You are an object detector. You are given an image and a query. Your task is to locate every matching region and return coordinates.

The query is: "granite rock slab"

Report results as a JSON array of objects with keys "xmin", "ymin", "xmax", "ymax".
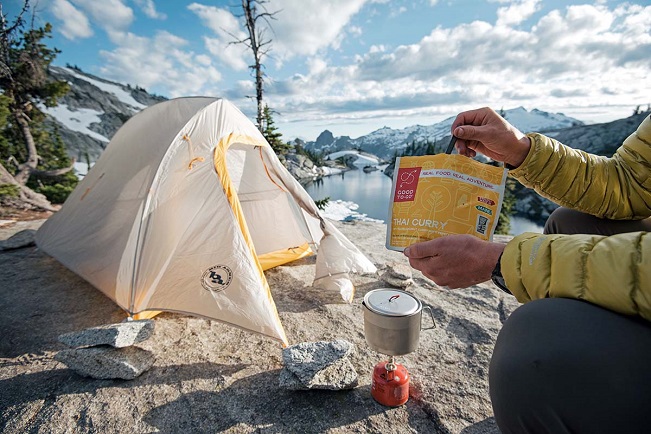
[
  {"xmin": 54, "ymin": 345, "xmax": 155, "ymax": 380},
  {"xmin": 0, "ymin": 229, "xmax": 36, "ymax": 251},
  {"xmin": 58, "ymin": 319, "xmax": 154, "ymax": 348},
  {"xmin": 279, "ymin": 340, "xmax": 358, "ymax": 390}
]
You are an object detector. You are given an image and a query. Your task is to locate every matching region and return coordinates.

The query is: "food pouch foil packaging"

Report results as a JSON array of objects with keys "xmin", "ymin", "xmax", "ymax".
[{"xmin": 386, "ymin": 154, "xmax": 508, "ymax": 251}]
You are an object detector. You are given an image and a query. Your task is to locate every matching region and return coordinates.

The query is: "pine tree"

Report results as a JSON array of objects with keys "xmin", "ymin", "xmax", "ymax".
[
  {"xmin": 425, "ymin": 140, "xmax": 436, "ymax": 155},
  {"xmin": 262, "ymin": 105, "xmax": 289, "ymax": 155},
  {"xmin": 0, "ymin": 3, "xmax": 73, "ymax": 209}
]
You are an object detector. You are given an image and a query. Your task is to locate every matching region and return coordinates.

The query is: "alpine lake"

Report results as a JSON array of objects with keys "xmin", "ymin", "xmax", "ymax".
[{"xmin": 302, "ymin": 166, "xmax": 543, "ymax": 236}]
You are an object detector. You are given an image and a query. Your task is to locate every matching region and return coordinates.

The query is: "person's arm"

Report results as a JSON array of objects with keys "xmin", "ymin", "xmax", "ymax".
[
  {"xmin": 452, "ymin": 110, "xmax": 651, "ymax": 220},
  {"xmin": 510, "ymin": 115, "xmax": 651, "ymax": 220},
  {"xmin": 502, "ymin": 231, "xmax": 651, "ymax": 321},
  {"xmin": 404, "ymin": 229, "xmax": 651, "ymax": 321}
]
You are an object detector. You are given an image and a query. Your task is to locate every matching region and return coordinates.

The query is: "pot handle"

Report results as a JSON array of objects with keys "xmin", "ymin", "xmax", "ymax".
[{"xmin": 421, "ymin": 305, "xmax": 436, "ymax": 330}]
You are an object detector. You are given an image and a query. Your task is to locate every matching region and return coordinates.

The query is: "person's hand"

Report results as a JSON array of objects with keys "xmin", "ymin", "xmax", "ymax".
[
  {"xmin": 451, "ymin": 107, "xmax": 531, "ymax": 168},
  {"xmin": 403, "ymin": 235, "xmax": 504, "ymax": 289}
]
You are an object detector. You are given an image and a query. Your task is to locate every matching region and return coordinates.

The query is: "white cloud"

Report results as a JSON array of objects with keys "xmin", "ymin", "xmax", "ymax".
[
  {"xmin": 71, "ymin": 0, "xmax": 134, "ymax": 34},
  {"xmin": 195, "ymin": 54, "xmax": 212, "ymax": 66},
  {"xmin": 187, "ymin": 3, "xmax": 250, "ymax": 71},
  {"xmin": 188, "ymin": 3, "xmax": 245, "ymax": 38},
  {"xmin": 349, "ymin": 26, "xmax": 363, "ymax": 37},
  {"xmin": 496, "ymin": 0, "xmax": 541, "ymax": 27},
  {"xmin": 263, "ymin": 3, "xmax": 650, "ymax": 130},
  {"xmin": 203, "ymin": 36, "xmax": 250, "ymax": 71},
  {"xmin": 390, "ymin": 6, "xmax": 407, "ymax": 18},
  {"xmin": 265, "ymin": 0, "xmax": 369, "ymax": 59},
  {"xmin": 133, "ymin": 0, "xmax": 167, "ymax": 20},
  {"xmin": 50, "ymin": 0, "xmax": 93, "ymax": 39},
  {"xmin": 615, "ymin": 4, "xmax": 651, "ymax": 39},
  {"xmin": 187, "ymin": 0, "xmax": 369, "ymax": 70},
  {"xmin": 307, "ymin": 58, "xmax": 327, "ymax": 75},
  {"xmin": 98, "ymin": 30, "xmax": 222, "ymax": 97}
]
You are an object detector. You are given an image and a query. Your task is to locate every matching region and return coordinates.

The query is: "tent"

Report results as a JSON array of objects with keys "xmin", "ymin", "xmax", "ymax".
[{"xmin": 35, "ymin": 97, "xmax": 377, "ymax": 346}]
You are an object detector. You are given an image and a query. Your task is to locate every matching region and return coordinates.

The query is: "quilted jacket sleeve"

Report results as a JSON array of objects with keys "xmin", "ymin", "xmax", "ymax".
[
  {"xmin": 502, "ymin": 231, "xmax": 651, "ymax": 321},
  {"xmin": 501, "ymin": 115, "xmax": 651, "ymax": 319},
  {"xmin": 509, "ymin": 115, "xmax": 651, "ymax": 220}
]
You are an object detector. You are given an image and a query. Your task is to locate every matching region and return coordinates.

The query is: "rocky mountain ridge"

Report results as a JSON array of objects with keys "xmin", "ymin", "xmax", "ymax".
[
  {"xmin": 41, "ymin": 66, "xmax": 649, "ymax": 223},
  {"xmin": 44, "ymin": 65, "xmax": 598, "ymax": 166},
  {"xmin": 306, "ymin": 107, "xmax": 585, "ymax": 160}
]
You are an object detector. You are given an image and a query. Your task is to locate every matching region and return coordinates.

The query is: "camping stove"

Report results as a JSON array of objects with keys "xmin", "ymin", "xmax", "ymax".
[
  {"xmin": 362, "ymin": 289, "xmax": 435, "ymax": 407},
  {"xmin": 371, "ymin": 355, "xmax": 410, "ymax": 407}
]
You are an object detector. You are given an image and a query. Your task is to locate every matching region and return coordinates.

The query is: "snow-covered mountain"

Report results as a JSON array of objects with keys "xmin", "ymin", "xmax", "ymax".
[
  {"xmin": 39, "ymin": 65, "xmax": 650, "ymax": 224},
  {"xmin": 43, "ymin": 65, "xmax": 588, "ymax": 165},
  {"xmin": 306, "ymin": 107, "xmax": 584, "ymax": 160},
  {"xmin": 42, "ymin": 66, "xmax": 166, "ymax": 164},
  {"xmin": 42, "ymin": 67, "xmax": 585, "ymax": 166}
]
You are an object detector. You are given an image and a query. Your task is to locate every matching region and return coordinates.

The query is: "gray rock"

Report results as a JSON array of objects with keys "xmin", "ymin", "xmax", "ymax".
[
  {"xmin": 279, "ymin": 340, "xmax": 358, "ymax": 390},
  {"xmin": 54, "ymin": 345, "xmax": 155, "ymax": 380},
  {"xmin": 2, "ymin": 218, "xmax": 525, "ymax": 433},
  {"xmin": 380, "ymin": 261, "xmax": 414, "ymax": 288},
  {"xmin": 283, "ymin": 153, "xmax": 320, "ymax": 180},
  {"xmin": 58, "ymin": 319, "xmax": 154, "ymax": 348},
  {"xmin": 0, "ymin": 229, "xmax": 36, "ymax": 251}
]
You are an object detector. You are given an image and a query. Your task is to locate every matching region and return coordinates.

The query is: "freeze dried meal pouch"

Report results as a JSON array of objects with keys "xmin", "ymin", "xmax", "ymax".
[{"xmin": 386, "ymin": 154, "xmax": 508, "ymax": 251}]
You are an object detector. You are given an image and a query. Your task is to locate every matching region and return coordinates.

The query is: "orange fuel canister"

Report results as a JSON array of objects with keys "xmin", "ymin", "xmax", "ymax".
[{"xmin": 371, "ymin": 361, "xmax": 410, "ymax": 407}]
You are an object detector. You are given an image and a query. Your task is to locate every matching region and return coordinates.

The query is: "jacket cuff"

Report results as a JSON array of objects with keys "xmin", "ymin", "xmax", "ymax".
[
  {"xmin": 507, "ymin": 133, "xmax": 547, "ymax": 181},
  {"xmin": 501, "ymin": 233, "xmax": 540, "ymax": 303}
]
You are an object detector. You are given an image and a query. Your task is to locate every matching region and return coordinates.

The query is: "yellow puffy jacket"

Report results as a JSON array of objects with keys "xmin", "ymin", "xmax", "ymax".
[{"xmin": 503, "ymin": 115, "xmax": 651, "ymax": 321}]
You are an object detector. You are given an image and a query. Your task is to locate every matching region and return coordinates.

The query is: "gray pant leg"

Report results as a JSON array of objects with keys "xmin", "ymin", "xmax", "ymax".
[
  {"xmin": 491, "ymin": 208, "xmax": 651, "ymax": 433},
  {"xmin": 490, "ymin": 298, "xmax": 651, "ymax": 434},
  {"xmin": 543, "ymin": 207, "xmax": 651, "ymax": 235}
]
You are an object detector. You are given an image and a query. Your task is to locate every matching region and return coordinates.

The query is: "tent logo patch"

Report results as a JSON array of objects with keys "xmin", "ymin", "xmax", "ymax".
[{"xmin": 201, "ymin": 265, "xmax": 233, "ymax": 292}]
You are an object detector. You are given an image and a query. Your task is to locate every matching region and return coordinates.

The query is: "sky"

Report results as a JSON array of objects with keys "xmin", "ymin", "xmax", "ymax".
[{"xmin": 4, "ymin": 0, "xmax": 651, "ymax": 141}]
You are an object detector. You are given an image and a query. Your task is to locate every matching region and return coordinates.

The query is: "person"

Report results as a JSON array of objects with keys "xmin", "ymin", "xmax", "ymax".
[{"xmin": 403, "ymin": 107, "xmax": 651, "ymax": 434}]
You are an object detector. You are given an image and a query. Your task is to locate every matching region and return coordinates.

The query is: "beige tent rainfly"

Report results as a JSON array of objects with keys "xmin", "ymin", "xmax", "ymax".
[{"xmin": 36, "ymin": 97, "xmax": 376, "ymax": 346}]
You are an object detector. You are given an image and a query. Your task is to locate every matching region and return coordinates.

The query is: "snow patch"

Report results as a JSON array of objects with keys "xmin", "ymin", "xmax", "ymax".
[
  {"xmin": 62, "ymin": 67, "xmax": 147, "ymax": 111},
  {"xmin": 40, "ymin": 103, "xmax": 110, "ymax": 143},
  {"xmin": 326, "ymin": 150, "xmax": 381, "ymax": 167},
  {"xmin": 74, "ymin": 161, "xmax": 92, "ymax": 179},
  {"xmin": 322, "ymin": 199, "xmax": 383, "ymax": 223},
  {"xmin": 318, "ymin": 166, "xmax": 344, "ymax": 176}
]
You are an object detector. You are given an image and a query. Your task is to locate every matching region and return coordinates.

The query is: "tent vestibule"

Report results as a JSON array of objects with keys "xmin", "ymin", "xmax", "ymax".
[{"xmin": 36, "ymin": 97, "xmax": 376, "ymax": 346}]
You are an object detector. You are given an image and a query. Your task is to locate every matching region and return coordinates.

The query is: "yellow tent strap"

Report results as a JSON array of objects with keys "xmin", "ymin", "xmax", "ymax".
[
  {"xmin": 213, "ymin": 132, "xmax": 288, "ymax": 346},
  {"xmin": 258, "ymin": 146, "xmax": 287, "ymax": 192},
  {"xmin": 183, "ymin": 134, "xmax": 204, "ymax": 170}
]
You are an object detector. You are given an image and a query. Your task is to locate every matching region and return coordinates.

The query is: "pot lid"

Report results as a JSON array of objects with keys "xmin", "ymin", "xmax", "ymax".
[{"xmin": 363, "ymin": 289, "xmax": 421, "ymax": 316}]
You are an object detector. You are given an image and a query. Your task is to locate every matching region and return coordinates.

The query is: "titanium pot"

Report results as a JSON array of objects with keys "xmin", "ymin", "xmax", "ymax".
[{"xmin": 362, "ymin": 288, "xmax": 435, "ymax": 356}]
